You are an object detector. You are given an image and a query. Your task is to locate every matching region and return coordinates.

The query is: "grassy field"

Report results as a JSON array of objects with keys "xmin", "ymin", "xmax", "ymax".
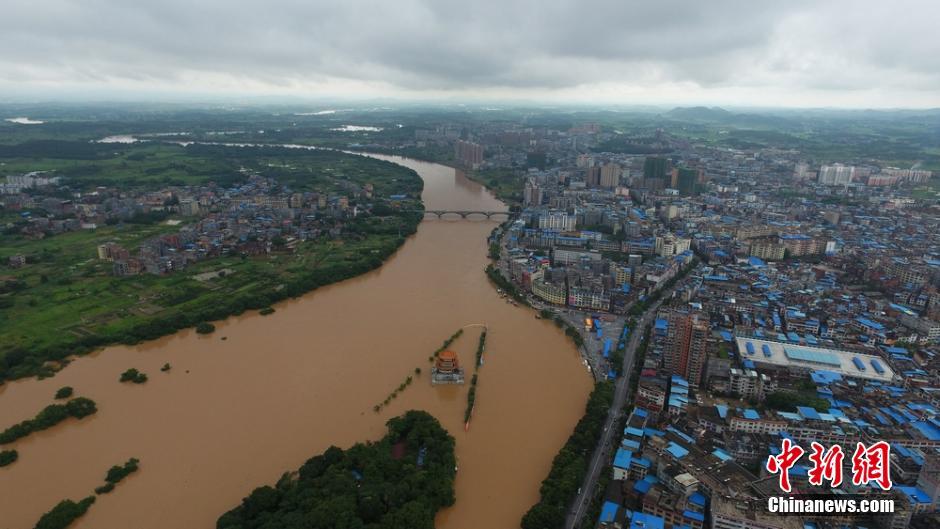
[{"xmin": 910, "ymin": 178, "xmax": 940, "ymax": 200}]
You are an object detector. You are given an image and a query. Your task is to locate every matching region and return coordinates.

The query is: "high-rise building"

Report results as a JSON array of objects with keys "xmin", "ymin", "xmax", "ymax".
[
  {"xmin": 817, "ymin": 164, "xmax": 855, "ymax": 185},
  {"xmin": 654, "ymin": 234, "xmax": 691, "ymax": 257},
  {"xmin": 883, "ymin": 167, "xmax": 933, "ymax": 183},
  {"xmin": 600, "ymin": 163, "xmax": 621, "ymax": 189},
  {"xmin": 675, "ymin": 168, "xmax": 698, "ymax": 195},
  {"xmin": 454, "ymin": 140, "xmax": 484, "ymax": 168},
  {"xmin": 643, "ymin": 157, "xmax": 668, "ymax": 180},
  {"xmin": 538, "ymin": 211, "xmax": 577, "ymax": 231},
  {"xmin": 523, "ymin": 178, "xmax": 543, "ymax": 207},
  {"xmin": 585, "ymin": 166, "xmax": 601, "ymax": 187},
  {"xmin": 662, "ymin": 310, "xmax": 708, "ymax": 387}
]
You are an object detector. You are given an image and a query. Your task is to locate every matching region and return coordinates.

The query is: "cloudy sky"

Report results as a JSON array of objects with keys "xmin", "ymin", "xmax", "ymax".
[{"xmin": 3, "ymin": 0, "xmax": 939, "ymax": 108}]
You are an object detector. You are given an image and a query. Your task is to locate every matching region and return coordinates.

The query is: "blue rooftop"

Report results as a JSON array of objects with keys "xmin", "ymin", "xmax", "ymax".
[
  {"xmin": 666, "ymin": 442, "xmax": 689, "ymax": 459},
  {"xmin": 855, "ymin": 317, "xmax": 885, "ymax": 331},
  {"xmin": 897, "ymin": 486, "xmax": 932, "ymax": 505},
  {"xmin": 630, "ymin": 512, "xmax": 665, "ymax": 529},
  {"xmin": 784, "ymin": 346, "xmax": 842, "ymax": 367},
  {"xmin": 671, "ymin": 375, "xmax": 689, "ymax": 387},
  {"xmin": 912, "ymin": 421, "xmax": 940, "ymax": 441},
  {"xmin": 712, "ymin": 449, "xmax": 732, "ymax": 462},
  {"xmin": 634, "ymin": 476, "xmax": 657, "ymax": 494},
  {"xmin": 614, "ymin": 448, "xmax": 633, "ymax": 469},
  {"xmin": 811, "ymin": 370, "xmax": 842, "ymax": 384},
  {"xmin": 666, "ymin": 426, "xmax": 694, "ymax": 444},
  {"xmin": 625, "ymin": 426, "xmax": 645, "ymax": 438},
  {"xmin": 600, "ymin": 501, "xmax": 619, "ymax": 523},
  {"xmin": 797, "ymin": 406, "xmax": 822, "ymax": 420}
]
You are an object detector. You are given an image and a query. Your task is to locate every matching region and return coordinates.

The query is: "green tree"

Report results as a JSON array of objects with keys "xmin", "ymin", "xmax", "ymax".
[
  {"xmin": 0, "ymin": 449, "xmax": 17, "ymax": 467},
  {"xmin": 35, "ymin": 496, "xmax": 96, "ymax": 529}
]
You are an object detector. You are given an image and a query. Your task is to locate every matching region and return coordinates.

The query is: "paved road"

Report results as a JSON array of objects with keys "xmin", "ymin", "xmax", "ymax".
[{"xmin": 564, "ymin": 275, "xmax": 693, "ymax": 529}]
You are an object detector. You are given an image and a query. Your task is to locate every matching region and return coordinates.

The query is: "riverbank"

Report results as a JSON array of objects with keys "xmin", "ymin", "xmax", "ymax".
[{"xmin": 0, "ymin": 155, "xmax": 593, "ymax": 529}]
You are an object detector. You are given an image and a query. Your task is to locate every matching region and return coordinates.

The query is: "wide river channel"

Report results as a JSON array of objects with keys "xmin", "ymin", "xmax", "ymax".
[{"xmin": 0, "ymin": 154, "xmax": 593, "ymax": 529}]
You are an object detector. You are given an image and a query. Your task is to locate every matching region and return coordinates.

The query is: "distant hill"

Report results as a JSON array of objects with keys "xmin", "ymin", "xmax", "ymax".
[
  {"xmin": 664, "ymin": 106, "xmax": 733, "ymax": 121},
  {"xmin": 663, "ymin": 106, "xmax": 796, "ymax": 129}
]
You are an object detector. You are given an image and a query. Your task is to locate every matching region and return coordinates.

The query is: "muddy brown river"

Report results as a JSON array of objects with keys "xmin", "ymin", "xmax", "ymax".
[{"xmin": 0, "ymin": 155, "xmax": 592, "ymax": 529}]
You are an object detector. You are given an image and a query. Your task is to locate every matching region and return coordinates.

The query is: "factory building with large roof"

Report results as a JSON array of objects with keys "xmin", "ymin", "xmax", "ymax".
[{"xmin": 734, "ymin": 336, "xmax": 896, "ymax": 382}]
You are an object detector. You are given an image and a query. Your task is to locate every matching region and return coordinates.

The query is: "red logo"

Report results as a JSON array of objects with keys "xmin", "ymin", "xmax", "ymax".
[
  {"xmin": 807, "ymin": 442, "xmax": 844, "ymax": 487},
  {"xmin": 850, "ymin": 441, "xmax": 893, "ymax": 491},
  {"xmin": 766, "ymin": 438, "xmax": 805, "ymax": 493},
  {"xmin": 766, "ymin": 440, "xmax": 892, "ymax": 492}
]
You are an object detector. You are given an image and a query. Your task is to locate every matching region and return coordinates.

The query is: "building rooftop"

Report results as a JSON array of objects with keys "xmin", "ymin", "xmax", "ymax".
[
  {"xmin": 629, "ymin": 512, "xmax": 665, "ymax": 529},
  {"xmin": 734, "ymin": 336, "xmax": 896, "ymax": 381}
]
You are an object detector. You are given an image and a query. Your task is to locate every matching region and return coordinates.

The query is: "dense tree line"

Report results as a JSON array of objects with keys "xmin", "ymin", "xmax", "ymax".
[
  {"xmin": 0, "ymin": 449, "xmax": 17, "ymax": 467},
  {"xmin": 464, "ymin": 330, "xmax": 488, "ymax": 423},
  {"xmin": 0, "ymin": 397, "xmax": 97, "ymax": 444},
  {"xmin": 34, "ymin": 496, "xmax": 96, "ymax": 529},
  {"xmin": 765, "ymin": 390, "xmax": 830, "ymax": 413},
  {"xmin": 217, "ymin": 411, "xmax": 456, "ymax": 529},
  {"xmin": 373, "ymin": 374, "xmax": 416, "ymax": 413},
  {"xmin": 0, "ymin": 140, "xmax": 110, "ymax": 160},
  {"xmin": 520, "ymin": 382, "xmax": 614, "ymax": 529},
  {"xmin": 95, "ymin": 457, "xmax": 140, "ymax": 494}
]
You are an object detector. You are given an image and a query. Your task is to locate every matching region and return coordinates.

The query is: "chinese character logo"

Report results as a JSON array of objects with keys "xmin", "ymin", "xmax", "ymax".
[
  {"xmin": 766, "ymin": 438, "xmax": 805, "ymax": 493},
  {"xmin": 766, "ymin": 440, "xmax": 893, "ymax": 493},
  {"xmin": 807, "ymin": 442, "xmax": 844, "ymax": 487},
  {"xmin": 850, "ymin": 441, "xmax": 892, "ymax": 491}
]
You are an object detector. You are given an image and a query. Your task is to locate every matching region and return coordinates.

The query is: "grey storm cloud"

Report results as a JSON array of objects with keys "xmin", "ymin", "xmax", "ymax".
[{"xmin": 1, "ymin": 0, "xmax": 939, "ymax": 104}]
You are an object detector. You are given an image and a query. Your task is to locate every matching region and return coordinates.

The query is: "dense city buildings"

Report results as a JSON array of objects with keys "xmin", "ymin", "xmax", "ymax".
[{"xmin": 398, "ymin": 111, "xmax": 940, "ymax": 529}]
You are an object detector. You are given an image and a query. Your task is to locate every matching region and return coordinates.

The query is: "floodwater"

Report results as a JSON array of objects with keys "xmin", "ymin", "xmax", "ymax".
[
  {"xmin": 95, "ymin": 135, "xmax": 140, "ymax": 144},
  {"xmin": 331, "ymin": 125, "xmax": 383, "ymax": 132},
  {"xmin": 0, "ymin": 155, "xmax": 592, "ymax": 529},
  {"xmin": 4, "ymin": 117, "xmax": 44, "ymax": 125}
]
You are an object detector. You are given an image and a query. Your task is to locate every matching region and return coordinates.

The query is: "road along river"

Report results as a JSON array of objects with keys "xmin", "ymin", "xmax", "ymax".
[{"xmin": 0, "ymin": 153, "xmax": 592, "ymax": 529}]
